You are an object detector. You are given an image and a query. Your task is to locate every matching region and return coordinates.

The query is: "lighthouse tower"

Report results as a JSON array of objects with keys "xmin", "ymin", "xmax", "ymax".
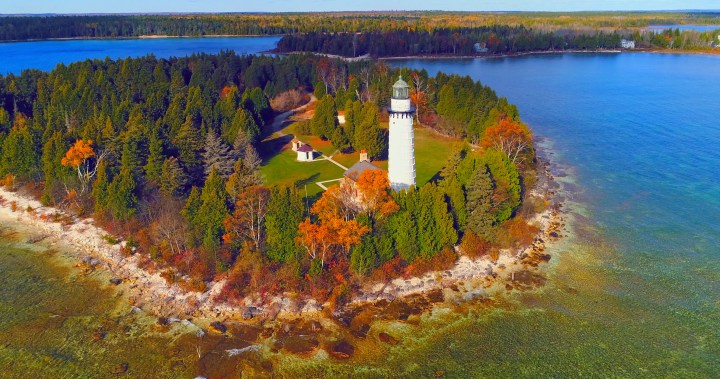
[{"xmin": 388, "ymin": 76, "xmax": 416, "ymax": 191}]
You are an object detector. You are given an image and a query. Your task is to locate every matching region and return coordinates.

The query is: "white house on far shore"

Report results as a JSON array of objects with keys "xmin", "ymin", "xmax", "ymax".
[{"xmin": 621, "ymin": 39, "xmax": 636, "ymax": 49}]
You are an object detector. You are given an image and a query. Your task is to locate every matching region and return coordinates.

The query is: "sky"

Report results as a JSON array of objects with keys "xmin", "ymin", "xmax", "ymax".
[{"xmin": 2, "ymin": 0, "xmax": 719, "ymax": 14}]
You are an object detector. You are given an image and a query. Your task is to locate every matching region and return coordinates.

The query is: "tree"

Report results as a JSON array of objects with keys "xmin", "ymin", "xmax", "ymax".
[
  {"xmin": 144, "ymin": 130, "xmax": 165, "ymax": 184},
  {"xmin": 159, "ymin": 157, "xmax": 186, "ymax": 197},
  {"xmin": 174, "ymin": 116, "xmax": 203, "ymax": 182},
  {"xmin": 355, "ymin": 169, "xmax": 399, "ymax": 220},
  {"xmin": 1, "ymin": 115, "xmax": 39, "ymax": 181},
  {"xmin": 92, "ymin": 159, "xmax": 110, "ymax": 214},
  {"xmin": 227, "ymin": 107, "xmax": 259, "ymax": 145},
  {"xmin": 226, "ymin": 146, "xmax": 262, "ymax": 201},
  {"xmin": 410, "ymin": 71, "xmax": 432, "ymax": 125},
  {"xmin": 354, "ymin": 103, "xmax": 385, "ymax": 159},
  {"xmin": 182, "ymin": 186, "xmax": 203, "ymax": 247},
  {"xmin": 61, "ymin": 139, "xmax": 105, "ymax": 195},
  {"xmin": 482, "ymin": 148, "xmax": 521, "ymax": 223},
  {"xmin": 197, "ymin": 169, "xmax": 229, "ymax": 252},
  {"xmin": 202, "ymin": 129, "xmax": 235, "ymax": 178},
  {"xmin": 481, "ymin": 118, "xmax": 532, "ymax": 165},
  {"xmin": 310, "ymin": 94, "xmax": 338, "ymax": 139},
  {"xmin": 443, "ymin": 174, "xmax": 467, "ymax": 231},
  {"xmin": 106, "ymin": 167, "xmax": 137, "ymax": 221},
  {"xmin": 466, "ymin": 163, "xmax": 496, "ymax": 237},
  {"xmin": 265, "ymin": 186, "xmax": 304, "ymax": 263},
  {"xmin": 223, "ymin": 185, "xmax": 270, "ymax": 253},
  {"xmin": 41, "ymin": 131, "xmax": 70, "ymax": 201}
]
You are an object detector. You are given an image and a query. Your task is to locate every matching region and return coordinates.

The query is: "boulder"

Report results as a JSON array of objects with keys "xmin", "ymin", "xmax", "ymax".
[
  {"xmin": 109, "ymin": 278, "xmax": 122, "ymax": 285},
  {"xmin": 330, "ymin": 340, "xmax": 355, "ymax": 359},
  {"xmin": 209, "ymin": 321, "xmax": 227, "ymax": 334}
]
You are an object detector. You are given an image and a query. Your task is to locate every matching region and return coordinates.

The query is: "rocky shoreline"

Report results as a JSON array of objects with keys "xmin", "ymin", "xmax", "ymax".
[{"xmin": 0, "ymin": 152, "xmax": 566, "ymax": 344}]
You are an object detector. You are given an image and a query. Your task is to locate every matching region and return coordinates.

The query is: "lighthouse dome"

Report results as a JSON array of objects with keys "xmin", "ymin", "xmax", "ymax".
[{"xmin": 392, "ymin": 76, "xmax": 409, "ymax": 99}]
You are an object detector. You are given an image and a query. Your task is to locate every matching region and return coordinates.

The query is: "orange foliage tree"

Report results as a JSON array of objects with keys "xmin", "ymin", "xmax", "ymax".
[
  {"xmin": 61, "ymin": 139, "xmax": 105, "ymax": 195},
  {"xmin": 297, "ymin": 183, "xmax": 372, "ymax": 269},
  {"xmin": 355, "ymin": 169, "xmax": 400, "ymax": 220},
  {"xmin": 481, "ymin": 119, "xmax": 532, "ymax": 165}
]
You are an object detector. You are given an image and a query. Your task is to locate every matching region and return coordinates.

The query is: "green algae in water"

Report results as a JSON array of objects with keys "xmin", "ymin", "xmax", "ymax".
[{"xmin": 0, "ymin": 242, "xmax": 197, "ymax": 378}]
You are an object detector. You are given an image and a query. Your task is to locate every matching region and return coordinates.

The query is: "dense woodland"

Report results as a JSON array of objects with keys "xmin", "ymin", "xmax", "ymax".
[
  {"xmin": 0, "ymin": 53, "xmax": 538, "ymax": 304},
  {"xmin": 1, "ymin": 12, "xmax": 719, "ymax": 43}
]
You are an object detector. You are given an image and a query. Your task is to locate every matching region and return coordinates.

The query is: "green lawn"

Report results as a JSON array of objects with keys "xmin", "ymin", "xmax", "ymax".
[
  {"xmin": 260, "ymin": 120, "xmax": 460, "ymax": 196},
  {"xmin": 260, "ymin": 149, "xmax": 345, "ymax": 197}
]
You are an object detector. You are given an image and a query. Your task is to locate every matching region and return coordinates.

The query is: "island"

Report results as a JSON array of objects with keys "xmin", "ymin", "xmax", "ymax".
[{"xmin": 0, "ymin": 52, "xmax": 564, "ymax": 361}]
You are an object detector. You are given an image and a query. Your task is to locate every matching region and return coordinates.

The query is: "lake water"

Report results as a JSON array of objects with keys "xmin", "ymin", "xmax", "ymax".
[
  {"xmin": 0, "ymin": 36, "xmax": 280, "ymax": 74},
  {"xmin": 645, "ymin": 24, "xmax": 720, "ymax": 32},
  {"xmin": 1, "ymin": 38, "xmax": 720, "ymax": 377}
]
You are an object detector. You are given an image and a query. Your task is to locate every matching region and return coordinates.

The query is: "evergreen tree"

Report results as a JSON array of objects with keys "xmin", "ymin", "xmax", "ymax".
[
  {"xmin": 443, "ymin": 174, "xmax": 467, "ymax": 230},
  {"xmin": 144, "ymin": 129, "xmax": 165, "ymax": 184},
  {"xmin": 227, "ymin": 107, "xmax": 259, "ymax": 145},
  {"xmin": 41, "ymin": 131, "xmax": 70, "ymax": 202},
  {"xmin": 182, "ymin": 186, "xmax": 203, "ymax": 247},
  {"xmin": 310, "ymin": 94, "xmax": 337, "ymax": 139},
  {"xmin": 196, "ymin": 169, "xmax": 229, "ymax": 252},
  {"xmin": 202, "ymin": 129, "xmax": 235, "ymax": 178},
  {"xmin": 393, "ymin": 211, "xmax": 419, "ymax": 262},
  {"xmin": 354, "ymin": 103, "xmax": 386, "ymax": 159},
  {"xmin": 92, "ymin": 159, "xmax": 110, "ymax": 214},
  {"xmin": 265, "ymin": 186, "xmax": 304, "ymax": 263},
  {"xmin": 481, "ymin": 148, "xmax": 521, "ymax": 222},
  {"xmin": 0, "ymin": 116, "xmax": 39, "ymax": 180},
  {"xmin": 432, "ymin": 184, "xmax": 458, "ymax": 249},
  {"xmin": 106, "ymin": 167, "xmax": 137, "ymax": 221},
  {"xmin": 225, "ymin": 145, "xmax": 262, "ymax": 201},
  {"xmin": 159, "ymin": 157, "xmax": 186, "ymax": 197},
  {"xmin": 351, "ymin": 234, "xmax": 377, "ymax": 275},
  {"xmin": 173, "ymin": 116, "xmax": 203, "ymax": 182},
  {"xmin": 466, "ymin": 164, "xmax": 495, "ymax": 238}
]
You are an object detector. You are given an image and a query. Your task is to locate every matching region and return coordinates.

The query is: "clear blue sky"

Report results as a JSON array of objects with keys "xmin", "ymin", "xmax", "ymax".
[{"xmin": 3, "ymin": 0, "xmax": 719, "ymax": 14}]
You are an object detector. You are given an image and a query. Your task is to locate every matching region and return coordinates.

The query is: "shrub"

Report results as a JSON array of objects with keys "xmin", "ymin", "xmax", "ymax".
[{"xmin": 460, "ymin": 232, "xmax": 491, "ymax": 259}]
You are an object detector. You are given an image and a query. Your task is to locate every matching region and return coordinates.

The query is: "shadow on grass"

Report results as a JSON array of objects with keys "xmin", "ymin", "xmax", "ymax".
[
  {"xmin": 259, "ymin": 134, "xmax": 294, "ymax": 163},
  {"xmin": 294, "ymin": 173, "xmax": 320, "ymax": 189}
]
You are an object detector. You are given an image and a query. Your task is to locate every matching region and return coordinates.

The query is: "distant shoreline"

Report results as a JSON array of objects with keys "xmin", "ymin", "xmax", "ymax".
[{"xmin": 0, "ymin": 34, "xmax": 285, "ymax": 44}]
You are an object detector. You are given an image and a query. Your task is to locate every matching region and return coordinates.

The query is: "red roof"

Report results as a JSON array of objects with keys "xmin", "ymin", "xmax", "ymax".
[{"xmin": 297, "ymin": 144, "xmax": 313, "ymax": 152}]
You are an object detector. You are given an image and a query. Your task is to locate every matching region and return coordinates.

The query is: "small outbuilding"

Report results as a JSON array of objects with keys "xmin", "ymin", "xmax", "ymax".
[
  {"xmin": 291, "ymin": 138, "xmax": 303, "ymax": 152},
  {"xmin": 297, "ymin": 144, "xmax": 315, "ymax": 161}
]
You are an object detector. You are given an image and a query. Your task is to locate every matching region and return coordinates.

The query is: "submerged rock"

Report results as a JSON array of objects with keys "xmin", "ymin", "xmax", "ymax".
[
  {"xmin": 112, "ymin": 362, "xmax": 129, "ymax": 375},
  {"xmin": 209, "ymin": 321, "xmax": 227, "ymax": 334},
  {"xmin": 330, "ymin": 340, "xmax": 355, "ymax": 359},
  {"xmin": 378, "ymin": 332, "xmax": 400, "ymax": 345},
  {"xmin": 109, "ymin": 278, "xmax": 122, "ymax": 285}
]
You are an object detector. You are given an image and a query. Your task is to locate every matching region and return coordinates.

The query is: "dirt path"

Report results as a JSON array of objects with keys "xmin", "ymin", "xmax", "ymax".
[{"xmin": 268, "ymin": 94, "xmax": 317, "ymax": 136}]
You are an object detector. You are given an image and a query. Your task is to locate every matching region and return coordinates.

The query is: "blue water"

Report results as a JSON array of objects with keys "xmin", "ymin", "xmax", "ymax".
[
  {"xmin": 646, "ymin": 24, "xmax": 720, "ymax": 32},
  {"xmin": 0, "ymin": 36, "xmax": 280, "ymax": 74}
]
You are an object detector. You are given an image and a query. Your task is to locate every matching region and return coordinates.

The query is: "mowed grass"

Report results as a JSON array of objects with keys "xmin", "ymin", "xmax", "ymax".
[
  {"xmin": 260, "ymin": 148, "xmax": 345, "ymax": 196},
  {"xmin": 413, "ymin": 127, "xmax": 461, "ymax": 185},
  {"xmin": 260, "ymin": 119, "xmax": 460, "ymax": 196}
]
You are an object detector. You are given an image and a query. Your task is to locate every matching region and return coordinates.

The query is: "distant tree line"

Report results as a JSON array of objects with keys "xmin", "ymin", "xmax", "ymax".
[{"xmin": 1, "ymin": 12, "xmax": 718, "ymax": 42}]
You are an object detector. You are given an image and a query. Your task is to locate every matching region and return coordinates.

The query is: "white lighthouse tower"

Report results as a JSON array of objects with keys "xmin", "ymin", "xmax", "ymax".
[{"xmin": 388, "ymin": 76, "xmax": 416, "ymax": 191}]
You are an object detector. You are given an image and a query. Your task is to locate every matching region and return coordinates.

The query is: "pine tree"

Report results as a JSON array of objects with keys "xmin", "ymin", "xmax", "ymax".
[
  {"xmin": 265, "ymin": 186, "xmax": 304, "ymax": 263},
  {"xmin": 41, "ymin": 131, "xmax": 70, "ymax": 202},
  {"xmin": 144, "ymin": 129, "xmax": 164, "ymax": 184},
  {"xmin": 225, "ymin": 145, "xmax": 262, "ymax": 201},
  {"xmin": 106, "ymin": 167, "xmax": 137, "ymax": 221},
  {"xmin": 432, "ymin": 184, "xmax": 458, "ymax": 250},
  {"xmin": 202, "ymin": 129, "xmax": 235, "ymax": 178},
  {"xmin": 481, "ymin": 148, "xmax": 521, "ymax": 222},
  {"xmin": 443, "ymin": 174, "xmax": 467, "ymax": 230},
  {"xmin": 92, "ymin": 159, "xmax": 110, "ymax": 214},
  {"xmin": 355, "ymin": 103, "xmax": 386, "ymax": 159},
  {"xmin": 351, "ymin": 235, "xmax": 377, "ymax": 275},
  {"xmin": 196, "ymin": 169, "xmax": 229, "ymax": 252},
  {"xmin": 310, "ymin": 94, "xmax": 338, "ymax": 139},
  {"xmin": 182, "ymin": 186, "xmax": 203, "ymax": 247},
  {"xmin": 159, "ymin": 157, "xmax": 186, "ymax": 197},
  {"xmin": 0, "ymin": 116, "xmax": 39, "ymax": 180},
  {"xmin": 394, "ymin": 211, "xmax": 419, "ymax": 262},
  {"xmin": 466, "ymin": 164, "xmax": 495, "ymax": 238},
  {"xmin": 174, "ymin": 116, "xmax": 203, "ymax": 183},
  {"xmin": 227, "ymin": 107, "xmax": 259, "ymax": 145}
]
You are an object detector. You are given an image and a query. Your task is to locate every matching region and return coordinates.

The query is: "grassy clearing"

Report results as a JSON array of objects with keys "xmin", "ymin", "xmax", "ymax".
[
  {"xmin": 260, "ymin": 119, "xmax": 460, "ymax": 196},
  {"xmin": 260, "ymin": 149, "xmax": 345, "ymax": 197}
]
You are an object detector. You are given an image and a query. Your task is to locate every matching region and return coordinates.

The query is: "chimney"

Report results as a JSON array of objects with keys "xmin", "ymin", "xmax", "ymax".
[{"xmin": 359, "ymin": 149, "xmax": 369, "ymax": 162}]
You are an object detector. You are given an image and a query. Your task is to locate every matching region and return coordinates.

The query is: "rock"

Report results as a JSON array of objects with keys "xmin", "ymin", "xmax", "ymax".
[
  {"xmin": 109, "ymin": 278, "xmax": 122, "ymax": 285},
  {"xmin": 378, "ymin": 332, "xmax": 400, "ymax": 345},
  {"xmin": 549, "ymin": 231, "xmax": 560, "ymax": 238},
  {"xmin": 209, "ymin": 321, "xmax": 227, "ymax": 334},
  {"xmin": 91, "ymin": 329, "xmax": 106, "ymax": 341},
  {"xmin": 330, "ymin": 340, "xmax": 355, "ymax": 359},
  {"xmin": 113, "ymin": 362, "xmax": 129, "ymax": 375},
  {"xmin": 351, "ymin": 323, "xmax": 371, "ymax": 339},
  {"xmin": 157, "ymin": 317, "xmax": 170, "ymax": 326}
]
